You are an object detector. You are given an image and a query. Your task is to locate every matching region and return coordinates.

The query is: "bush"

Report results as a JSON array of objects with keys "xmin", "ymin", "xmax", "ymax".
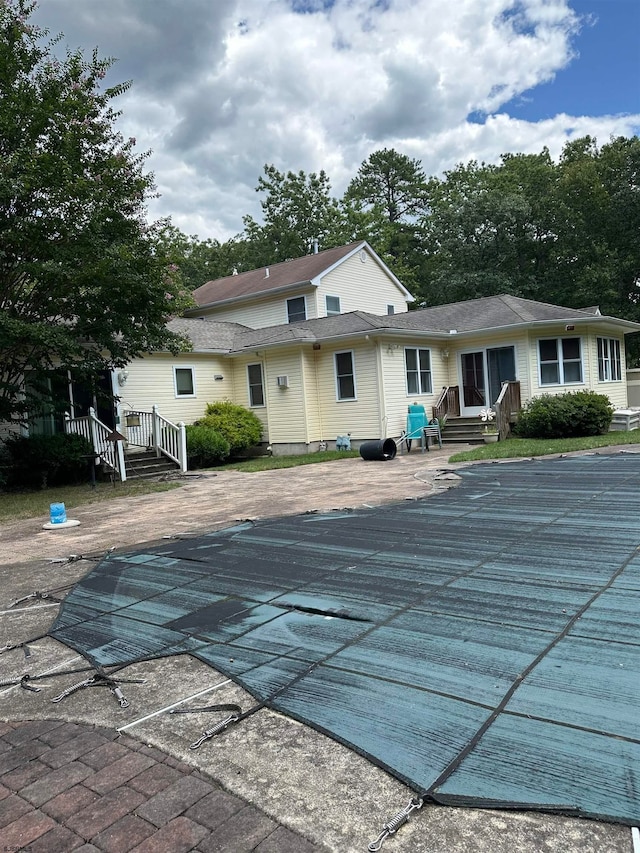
[
  {"xmin": 3, "ymin": 433, "xmax": 94, "ymax": 490},
  {"xmin": 515, "ymin": 391, "xmax": 613, "ymax": 439},
  {"xmin": 196, "ymin": 401, "xmax": 263, "ymax": 456},
  {"xmin": 185, "ymin": 424, "xmax": 230, "ymax": 468}
]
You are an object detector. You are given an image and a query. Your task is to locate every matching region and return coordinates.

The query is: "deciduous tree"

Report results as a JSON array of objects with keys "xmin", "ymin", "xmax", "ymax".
[{"xmin": 0, "ymin": 0, "xmax": 191, "ymax": 424}]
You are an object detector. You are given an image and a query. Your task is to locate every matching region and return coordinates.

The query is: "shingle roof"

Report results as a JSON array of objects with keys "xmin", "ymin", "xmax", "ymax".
[
  {"xmin": 169, "ymin": 295, "xmax": 633, "ymax": 354},
  {"xmin": 228, "ymin": 295, "xmax": 611, "ymax": 351},
  {"xmin": 191, "ymin": 242, "xmax": 366, "ymax": 308},
  {"xmin": 380, "ymin": 294, "xmax": 603, "ymax": 333},
  {"xmin": 166, "ymin": 317, "xmax": 249, "ymax": 351}
]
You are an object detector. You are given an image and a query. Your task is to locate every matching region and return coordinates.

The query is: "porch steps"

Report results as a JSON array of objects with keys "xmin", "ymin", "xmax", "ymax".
[
  {"xmin": 440, "ymin": 417, "xmax": 487, "ymax": 444},
  {"xmin": 122, "ymin": 450, "xmax": 181, "ymax": 480}
]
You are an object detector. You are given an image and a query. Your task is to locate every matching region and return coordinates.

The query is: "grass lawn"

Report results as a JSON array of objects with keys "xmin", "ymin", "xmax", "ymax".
[
  {"xmin": 0, "ymin": 480, "xmax": 181, "ymax": 524},
  {"xmin": 3, "ymin": 434, "xmax": 639, "ymax": 524},
  {"xmin": 218, "ymin": 449, "xmax": 361, "ymax": 472},
  {"xmin": 448, "ymin": 429, "xmax": 640, "ymax": 463}
]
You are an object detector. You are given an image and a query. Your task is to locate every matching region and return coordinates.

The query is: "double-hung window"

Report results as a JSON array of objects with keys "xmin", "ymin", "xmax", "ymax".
[
  {"xmin": 597, "ymin": 337, "xmax": 622, "ymax": 381},
  {"xmin": 287, "ymin": 296, "xmax": 306, "ymax": 323},
  {"xmin": 335, "ymin": 351, "xmax": 356, "ymax": 400},
  {"xmin": 405, "ymin": 347, "xmax": 432, "ymax": 395},
  {"xmin": 247, "ymin": 363, "xmax": 264, "ymax": 407},
  {"xmin": 538, "ymin": 337, "xmax": 583, "ymax": 385},
  {"xmin": 174, "ymin": 367, "xmax": 195, "ymax": 397}
]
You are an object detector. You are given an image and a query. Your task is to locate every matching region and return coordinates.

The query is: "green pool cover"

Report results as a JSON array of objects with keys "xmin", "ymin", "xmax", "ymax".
[{"xmin": 50, "ymin": 454, "xmax": 640, "ymax": 824}]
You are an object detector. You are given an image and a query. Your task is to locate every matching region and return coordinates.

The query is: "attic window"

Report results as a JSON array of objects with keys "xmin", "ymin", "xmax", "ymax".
[{"xmin": 287, "ymin": 296, "xmax": 306, "ymax": 323}]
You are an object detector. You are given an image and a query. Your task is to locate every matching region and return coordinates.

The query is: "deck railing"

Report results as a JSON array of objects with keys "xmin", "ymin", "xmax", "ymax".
[
  {"xmin": 433, "ymin": 385, "xmax": 460, "ymax": 422},
  {"xmin": 65, "ymin": 405, "xmax": 187, "ymax": 481},
  {"xmin": 494, "ymin": 381, "xmax": 521, "ymax": 440},
  {"xmin": 65, "ymin": 408, "xmax": 126, "ymax": 481}
]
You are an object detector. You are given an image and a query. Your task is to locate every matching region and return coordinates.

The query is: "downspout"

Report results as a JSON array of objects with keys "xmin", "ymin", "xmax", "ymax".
[
  {"xmin": 314, "ymin": 347, "xmax": 324, "ymax": 444},
  {"xmin": 374, "ymin": 339, "xmax": 387, "ymax": 439}
]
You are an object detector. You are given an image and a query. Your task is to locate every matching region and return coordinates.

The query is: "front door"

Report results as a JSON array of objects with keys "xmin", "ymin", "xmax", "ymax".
[{"xmin": 460, "ymin": 347, "xmax": 516, "ymax": 416}]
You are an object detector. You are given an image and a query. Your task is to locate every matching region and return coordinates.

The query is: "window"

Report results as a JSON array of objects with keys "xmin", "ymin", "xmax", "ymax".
[
  {"xmin": 247, "ymin": 363, "xmax": 264, "ymax": 407},
  {"xmin": 405, "ymin": 348, "xmax": 432, "ymax": 395},
  {"xmin": 598, "ymin": 337, "xmax": 622, "ymax": 381},
  {"xmin": 387, "ymin": 304, "xmax": 395, "ymax": 315},
  {"xmin": 325, "ymin": 295, "xmax": 341, "ymax": 316},
  {"xmin": 335, "ymin": 351, "xmax": 356, "ymax": 400},
  {"xmin": 538, "ymin": 337, "xmax": 583, "ymax": 385},
  {"xmin": 287, "ymin": 296, "xmax": 306, "ymax": 323},
  {"xmin": 174, "ymin": 367, "xmax": 195, "ymax": 397}
]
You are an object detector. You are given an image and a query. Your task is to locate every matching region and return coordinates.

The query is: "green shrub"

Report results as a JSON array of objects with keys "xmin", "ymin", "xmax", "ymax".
[
  {"xmin": 196, "ymin": 401, "xmax": 263, "ymax": 456},
  {"xmin": 4, "ymin": 433, "xmax": 94, "ymax": 490},
  {"xmin": 185, "ymin": 424, "xmax": 230, "ymax": 468},
  {"xmin": 515, "ymin": 391, "xmax": 613, "ymax": 439}
]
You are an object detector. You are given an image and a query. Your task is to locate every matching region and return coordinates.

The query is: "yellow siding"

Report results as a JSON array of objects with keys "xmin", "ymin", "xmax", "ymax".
[
  {"xmin": 526, "ymin": 327, "xmax": 628, "ymax": 408},
  {"xmin": 121, "ymin": 354, "xmax": 231, "ymax": 424},
  {"xmin": 302, "ymin": 350, "xmax": 322, "ymax": 441},
  {"xmin": 197, "ymin": 288, "xmax": 316, "ymax": 328},
  {"xmin": 316, "ymin": 251, "xmax": 410, "ymax": 317},
  {"xmin": 261, "ymin": 348, "xmax": 307, "ymax": 444},
  {"xmin": 314, "ymin": 341, "xmax": 381, "ymax": 438},
  {"xmin": 379, "ymin": 339, "xmax": 452, "ymax": 439},
  {"xmin": 229, "ymin": 356, "xmax": 270, "ymax": 441}
]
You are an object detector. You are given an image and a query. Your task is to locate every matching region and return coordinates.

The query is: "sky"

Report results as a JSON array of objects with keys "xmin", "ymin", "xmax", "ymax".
[{"xmin": 31, "ymin": 0, "xmax": 640, "ymax": 243}]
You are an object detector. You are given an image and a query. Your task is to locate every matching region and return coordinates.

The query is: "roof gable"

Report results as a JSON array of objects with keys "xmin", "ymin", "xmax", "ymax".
[{"xmin": 189, "ymin": 241, "xmax": 412, "ymax": 310}]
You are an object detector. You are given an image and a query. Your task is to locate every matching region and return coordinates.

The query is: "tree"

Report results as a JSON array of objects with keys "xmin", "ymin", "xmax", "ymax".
[
  {"xmin": 344, "ymin": 149, "xmax": 430, "ymax": 297},
  {"xmin": 344, "ymin": 148, "xmax": 429, "ymax": 223},
  {"xmin": 417, "ymin": 138, "xmax": 640, "ymax": 317},
  {"xmin": 0, "ymin": 0, "xmax": 191, "ymax": 424},
  {"xmin": 151, "ymin": 220, "xmax": 254, "ymax": 289},
  {"xmin": 241, "ymin": 165, "xmax": 350, "ymax": 265}
]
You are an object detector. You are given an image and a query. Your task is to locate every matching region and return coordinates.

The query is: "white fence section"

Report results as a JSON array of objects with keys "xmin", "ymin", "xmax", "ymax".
[
  {"xmin": 65, "ymin": 405, "xmax": 187, "ymax": 481},
  {"xmin": 64, "ymin": 407, "xmax": 126, "ymax": 481}
]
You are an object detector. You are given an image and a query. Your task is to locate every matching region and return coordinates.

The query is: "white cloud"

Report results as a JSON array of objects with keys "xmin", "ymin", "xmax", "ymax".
[{"xmin": 33, "ymin": 0, "xmax": 640, "ymax": 240}]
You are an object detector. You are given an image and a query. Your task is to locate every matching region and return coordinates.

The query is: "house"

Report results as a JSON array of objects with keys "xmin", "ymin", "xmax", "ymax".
[
  {"xmin": 112, "ymin": 241, "xmax": 640, "ymax": 458},
  {"xmin": 11, "ymin": 240, "xmax": 640, "ymax": 474}
]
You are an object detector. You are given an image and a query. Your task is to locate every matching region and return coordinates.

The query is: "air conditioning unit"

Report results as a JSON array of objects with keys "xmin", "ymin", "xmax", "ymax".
[{"xmin": 276, "ymin": 375, "xmax": 289, "ymax": 388}]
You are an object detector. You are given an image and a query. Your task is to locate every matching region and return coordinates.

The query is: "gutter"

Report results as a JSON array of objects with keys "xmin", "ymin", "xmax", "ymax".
[
  {"xmin": 186, "ymin": 280, "xmax": 316, "ymax": 314},
  {"xmin": 225, "ymin": 314, "xmax": 640, "ymax": 356}
]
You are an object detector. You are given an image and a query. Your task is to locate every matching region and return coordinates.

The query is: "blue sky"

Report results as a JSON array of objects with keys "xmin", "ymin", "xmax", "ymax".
[
  {"xmin": 31, "ymin": 0, "xmax": 640, "ymax": 240},
  {"xmin": 505, "ymin": 0, "xmax": 640, "ymax": 121}
]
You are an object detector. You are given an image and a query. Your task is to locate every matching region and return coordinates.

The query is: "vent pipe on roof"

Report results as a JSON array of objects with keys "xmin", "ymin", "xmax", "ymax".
[
  {"xmin": 265, "ymin": 267, "xmax": 270, "ymax": 278},
  {"xmin": 232, "ymin": 267, "xmax": 238, "ymax": 275},
  {"xmin": 312, "ymin": 238, "xmax": 318, "ymax": 254}
]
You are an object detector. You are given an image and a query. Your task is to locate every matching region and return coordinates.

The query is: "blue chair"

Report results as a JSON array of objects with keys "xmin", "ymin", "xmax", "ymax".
[{"xmin": 402, "ymin": 404, "xmax": 442, "ymax": 452}]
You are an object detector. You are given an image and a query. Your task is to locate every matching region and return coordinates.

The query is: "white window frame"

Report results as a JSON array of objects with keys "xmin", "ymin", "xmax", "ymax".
[
  {"xmin": 597, "ymin": 337, "xmax": 622, "ymax": 382},
  {"xmin": 404, "ymin": 347, "xmax": 433, "ymax": 396},
  {"xmin": 247, "ymin": 363, "xmax": 265, "ymax": 407},
  {"xmin": 334, "ymin": 350, "xmax": 356, "ymax": 401},
  {"xmin": 173, "ymin": 366, "xmax": 196, "ymax": 398},
  {"xmin": 538, "ymin": 337, "xmax": 584, "ymax": 386},
  {"xmin": 286, "ymin": 295, "xmax": 307, "ymax": 323},
  {"xmin": 325, "ymin": 295, "xmax": 341, "ymax": 316}
]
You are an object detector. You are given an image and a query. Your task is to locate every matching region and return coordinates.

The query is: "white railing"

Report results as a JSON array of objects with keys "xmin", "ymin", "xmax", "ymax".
[
  {"xmin": 123, "ymin": 404, "xmax": 187, "ymax": 473},
  {"xmin": 65, "ymin": 405, "xmax": 187, "ymax": 481},
  {"xmin": 65, "ymin": 407, "xmax": 127, "ymax": 481}
]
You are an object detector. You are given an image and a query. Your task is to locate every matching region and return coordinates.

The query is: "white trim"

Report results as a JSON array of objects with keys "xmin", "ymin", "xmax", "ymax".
[
  {"xmin": 404, "ymin": 346, "xmax": 433, "ymax": 396},
  {"xmin": 325, "ymin": 294, "xmax": 341, "ymax": 316},
  {"xmin": 173, "ymin": 365, "xmax": 196, "ymax": 398},
  {"xmin": 334, "ymin": 350, "xmax": 357, "ymax": 401},
  {"xmin": 247, "ymin": 362, "xmax": 265, "ymax": 407},
  {"xmin": 537, "ymin": 336, "xmax": 584, "ymax": 387}
]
